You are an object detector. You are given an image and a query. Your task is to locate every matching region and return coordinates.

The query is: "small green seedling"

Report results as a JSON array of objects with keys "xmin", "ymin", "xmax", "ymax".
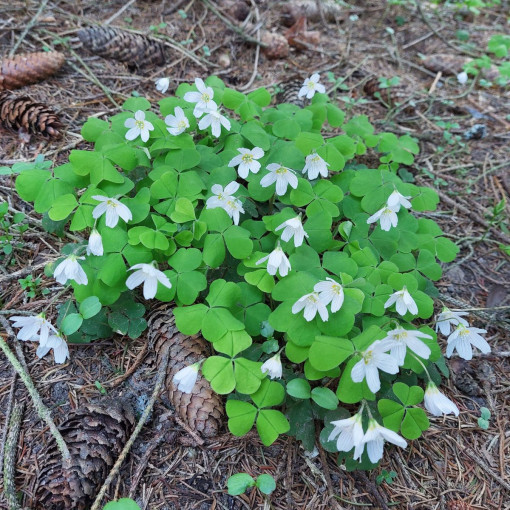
[
  {"xmin": 477, "ymin": 407, "xmax": 491, "ymax": 430},
  {"xmin": 19, "ymin": 275, "xmax": 49, "ymax": 299},
  {"xmin": 376, "ymin": 469, "xmax": 397, "ymax": 485},
  {"xmin": 103, "ymin": 498, "xmax": 141, "ymax": 510},
  {"xmin": 227, "ymin": 473, "xmax": 276, "ymax": 496}
]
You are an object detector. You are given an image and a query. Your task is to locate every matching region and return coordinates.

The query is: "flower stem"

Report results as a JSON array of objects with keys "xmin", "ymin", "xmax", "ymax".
[
  {"xmin": 0, "ymin": 335, "xmax": 70, "ymax": 463},
  {"xmin": 409, "ymin": 352, "xmax": 432, "ymax": 380}
]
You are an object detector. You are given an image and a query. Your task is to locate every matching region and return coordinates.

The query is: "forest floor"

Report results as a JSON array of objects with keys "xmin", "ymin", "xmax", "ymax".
[{"xmin": 0, "ymin": 0, "xmax": 509, "ymax": 509}]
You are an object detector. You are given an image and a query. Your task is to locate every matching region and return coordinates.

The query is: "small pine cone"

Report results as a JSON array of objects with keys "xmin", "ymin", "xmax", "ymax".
[
  {"xmin": 363, "ymin": 77, "xmax": 411, "ymax": 110},
  {"xmin": 0, "ymin": 51, "xmax": 65, "ymax": 90},
  {"xmin": 0, "ymin": 91, "xmax": 62, "ymax": 137},
  {"xmin": 447, "ymin": 501, "xmax": 472, "ymax": 510},
  {"xmin": 34, "ymin": 400, "xmax": 135, "ymax": 510},
  {"xmin": 150, "ymin": 309, "xmax": 224, "ymax": 438},
  {"xmin": 275, "ymin": 78, "xmax": 305, "ymax": 107},
  {"xmin": 78, "ymin": 26, "xmax": 165, "ymax": 68}
]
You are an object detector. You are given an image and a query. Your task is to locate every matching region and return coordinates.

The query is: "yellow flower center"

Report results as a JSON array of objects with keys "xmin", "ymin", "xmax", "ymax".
[
  {"xmin": 276, "ymin": 166, "xmax": 287, "ymax": 175},
  {"xmin": 201, "ymin": 93, "xmax": 210, "ymax": 102},
  {"xmin": 217, "ymin": 193, "xmax": 224, "ymax": 200},
  {"xmin": 395, "ymin": 331, "xmax": 408, "ymax": 341},
  {"xmin": 307, "ymin": 81, "xmax": 315, "ymax": 90},
  {"xmin": 364, "ymin": 350, "xmax": 373, "ymax": 364},
  {"xmin": 311, "ymin": 154, "xmax": 321, "ymax": 162},
  {"xmin": 242, "ymin": 153, "xmax": 254, "ymax": 163},
  {"xmin": 308, "ymin": 294, "xmax": 318, "ymax": 303},
  {"xmin": 178, "ymin": 120, "xmax": 187, "ymax": 129},
  {"xmin": 331, "ymin": 284, "xmax": 341, "ymax": 294},
  {"xmin": 135, "ymin": 120, "xmax": 145, "ymax": 129},
  {"xmin": 107, "ymin": 200, "xmax": 118, "ymax": 208}
]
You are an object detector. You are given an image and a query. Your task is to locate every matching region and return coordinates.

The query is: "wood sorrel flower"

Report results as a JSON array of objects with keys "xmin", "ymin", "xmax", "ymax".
[
  {"xmin": 165, "ymin": 106, "xmax": 190, "ymax": 136},
  {"xmin": 155, "ymin": 77, "xmax": 170, "ymax": 93},
  {"xmin": 275, "ymin": 216, "xmax": 308, "ymax": 247},
  {"xmin": 54, "ymin": 255, "xmax": 88, "ymax": 286},
  {"xmin": 184, "ymin": 78, "xmax": 217, "ymax": 116},
  {"xmin": 260, "ymin": 164, "xmax": 298, "ymax": 196},
  {"xmin": 424, "ymin": 382, "xmax": 459, "ymax": 416},
  {"xmin": 384, "ymin": 286, "xmax": 418, "ymax": 316},
  {"xmin": 298, "ymin": 73, "xmax": 325, "ymax": 99},
  {"xmin": 124, "ymin": 110, "xmax": 154, "ymax": 143},
  {"xmin": 328, "ymin": 413, "xmax": 364, "ymax": 453},
  {"xmin": 354, "ymin": 419, "xmax": 407, "ymax": 463},
  {"xmin": 351, "ymin": 340, "xmax": 399, "ymax": 393},
  {"xmin": 9, "ymin": 313, "xmax": 57, "ymax": 345},
  {"xmin": 261, "ymin": 354, "xmax": 283, "ymax": 379},
  {"xmin": 383, "ymin": 327, "xmax": 432, "ymax": 365},
  {"xmin": 198, "ymin": 108, "xmax": 231, "ymax": 137},
  {"xmin": 314, "ymin": 278, "xmax": 344, "ymax": 312},
  {"xmin": 302, "ymin": 152, "xmax": 329, "ymax": 179},
  {"xmin": 86, "ymin": 228, "xmax": 103, "ymax": 256},
  {"xmin": 435, "ymin": 307, "xmax": 469, "ymax": 336},
  {"xmin": 256, "ymin": 244, "xmax": 291, "ymax": 277},
  {"xmin": 292, "ymin": 292, "xmax": 329, "ymax": 322},
  {"xmin": 92, "ymin": 196, "xmax": 132, "ymax": 228},
  {"xmin": 446, "ymin": 324, "xmax": 490, "ymax": 360},
  {"xmin": 172, "ymin": 362, "xmax": 200, "ymax": 393},
  {"xmin": 367, "ymin": 204, "xmax": 399, "ymax": 231},
  {"xmin": 228, "ymin": 147, "xmax": 264, "ymax": 178},
  {"xmin": 126, "ymin": 262, "xmax": 172, "ymax": 299}
]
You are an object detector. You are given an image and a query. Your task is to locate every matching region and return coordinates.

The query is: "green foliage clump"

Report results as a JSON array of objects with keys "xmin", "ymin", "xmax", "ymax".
[{"xmin": 13, "ymin": 76, "xmax": 460, "ymax": 468}]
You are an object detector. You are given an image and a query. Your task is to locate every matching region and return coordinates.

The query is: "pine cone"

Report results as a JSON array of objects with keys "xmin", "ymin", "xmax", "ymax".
[
  {"xmin": 0, "ymin": 91, "xmax": 62, "ymax": 137},
  {"xmin": 275, "ymin": 78, "xmax": 305, "ymax": 107},
  {"xmin": 363, "ymin": 77, "xmax": 411, "ymax": 110},
  {"xmin": 150, "ymin": 309, "xmax": 224, "ymax": 438},
  {"xmin": 78, "ymin": 26, "xmax": 165, "ymax": 68},
  {"xmin": 0, "ymin": 51, "xmax": 65, "ymax": 90},
  {"xmin": 34, "ymin": 400, "xmax": 135, "ymax": 510}
]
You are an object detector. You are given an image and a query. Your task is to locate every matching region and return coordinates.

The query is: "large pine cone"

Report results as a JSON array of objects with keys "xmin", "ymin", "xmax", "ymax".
[
  {"xmin": 0, "ymin": 51, "xmax": 65, "ymax": 90},
  {"xmin": 0, "ymin": 91, "xmax": 62, "ymax": 137},
  {"xmin": 150, "ymin": 309, "xmax": 224, "ymax": 438},
  {"xmin": 34, "ymin": 400, "xmax": 135, "ymax": 510},
  {"xmin": 78, "ymin": 26, "xmax": 165, "ymax": 68}
]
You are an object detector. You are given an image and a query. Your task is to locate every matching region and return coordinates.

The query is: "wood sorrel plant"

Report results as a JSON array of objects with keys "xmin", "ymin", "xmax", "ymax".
[{"xmin": 14, "ymin": 76, "xmax": 461, "ymax": 470}]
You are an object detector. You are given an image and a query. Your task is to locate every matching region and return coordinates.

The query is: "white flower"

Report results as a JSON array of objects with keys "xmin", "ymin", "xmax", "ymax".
[
  {"xmin": 155, "ymin": 77, "xmax": 170, "ymax": 93},
  {"xmin": 328, "ymin": 413, "xmax": 364, "ymax": 453},
  {"xmin": 86, "ymin": 229, "xmax": 103, "ymax": 256},
  {"xmin": 275, "ymin": 217, "xmax": 308, "ymax": 247},
  {"xmin": 387, "ymin": 190, "xmax": 412, "ymax": 212},
  {"xmin": 198, "ymin": 108, "xmax": 231, "ymax": 137},
  {"xmin": 351, "ymin": 340, "xmax": 399, "ymax": 393},
  {"xmin": 228, "ymin": 147, "xmax": 264, "ymax": 178},
  {"xmin": 302, "ymin": 153, "xmax": 329, "ymax": 180},
  {"xmin": 9, "ymin": 314, "xmax": 57, "ymax": 346},
  {"xmin": 354, "ymin": 419, "xmax": 407, "ymax": 463},
  {"xmin": 424, "ymin": 382, "xmax": 459, "ymax": 417},
  {"xmin": 292, "ymin": 292, "xmax": 329, "ymax": 322},
  {"xmin": 384, "ymin": 286, "xmax": 418, "ymax": 316},
  {"xmin": 124, "ymin": 110, "xmax": 154, "ymax": 143},
  {"xmin": 298, "ymin": 73, "xmax": 326, "ymax": 99},
  {"xmin": 367, "ymin": 204, "xmax": 399, "ymax": 231},
  {"xmin": 223, "ymin": 197, "xmax": 244, "ymax": 225},
  {"xmin": 261, "ymin": 354, "xmax": 282, "ymax": 379},
  {"xmin": 435, "ymin": 308, "xmax": 469, "ymax": 336},
  {"xmin": 256, "ymin": 245, "xmax": 291, "ymax": 277},
  {"xmin": 314, "ymin": 277, "xmax": 344, "ymax": 313},
  {"xmin": 36, "ymin": 332, "xmax": 70, "ymax": 364},
  {"xmin": 172, "ymin": 362, "xmax": 200, "ymax": 393},
  {"xmin": 205, "ymin": 181, "xmax": 243, "ymax": 224},
  {"xmin": 125, "ymin": 262, "xmax": 172, "ymax": 300},
  {"xmin": 164, "ymin": 106, "xmax": 190, "ymax": 136},
  {"xmin": 54, "ymin": 255, "xmax": 88, "ymax": 286},
  {"xmin": 383, "ymin": 327, "xmax": 432, "ymax": 366},
  {"xmin": 260, "ymin": 163, "xmax": 298, "ymax": 196},
  {"xmin": 457, "ymin": 71, "xmax": 468, "ymax": 85},
  {"xmin": 446, "ymin": 324, "xmax": 490, "ymax": 360},
  {"xmin": 92, "ymin": 196, "xmax": 132, "ymax": 228},
  {"xmin": 183, "ymin": 78, "xmax": 217, "ymax": 117},
  {"xmin": 206, "ymin": 181, "xmax": 240, "ymax": 209}
]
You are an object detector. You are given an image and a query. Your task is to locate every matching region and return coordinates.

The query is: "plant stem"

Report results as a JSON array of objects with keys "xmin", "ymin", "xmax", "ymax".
[
  {"xmin": 3, "ymin": 401, "xmax": 24, "ymax": 510},
  {"xmin": 0, "ymin": 334, "xmax": 70, "ymax": 463}
]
